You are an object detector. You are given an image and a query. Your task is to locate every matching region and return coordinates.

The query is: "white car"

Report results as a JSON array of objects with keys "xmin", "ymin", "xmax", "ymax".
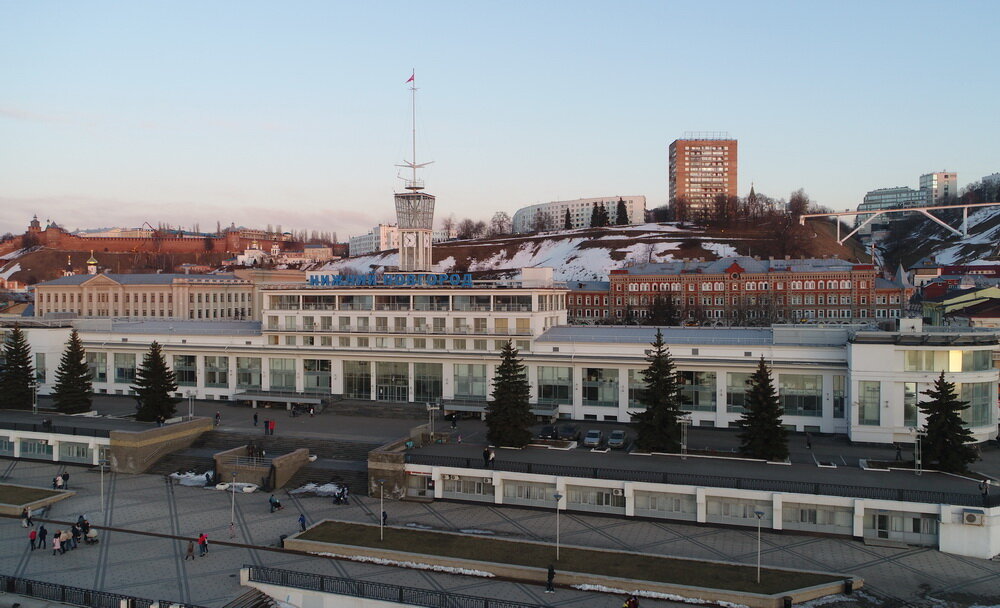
[{"xmin": 583, "ymin": 429, "xmax": 603, "ymax": 448}]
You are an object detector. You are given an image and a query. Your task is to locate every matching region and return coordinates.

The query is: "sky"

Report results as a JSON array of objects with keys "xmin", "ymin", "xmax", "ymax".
[{"xmin": 1, "ymin": 1, "xmax": 998, "ymax": 239}]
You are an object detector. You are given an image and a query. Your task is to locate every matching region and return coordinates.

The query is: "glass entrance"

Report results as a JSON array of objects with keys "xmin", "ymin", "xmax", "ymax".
[
  {"xmin": 876, "ymin": 514, "xmax": 889, "ymax": 539},
  {"xmin": 376, "ymin": 361, "xmax": 409, "ymax": 402}
]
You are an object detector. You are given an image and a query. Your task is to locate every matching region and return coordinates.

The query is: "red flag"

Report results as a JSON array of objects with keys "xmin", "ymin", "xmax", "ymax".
[{"xmin": 405, "ymin": 72, "xmax": 414, "ymax": 84}]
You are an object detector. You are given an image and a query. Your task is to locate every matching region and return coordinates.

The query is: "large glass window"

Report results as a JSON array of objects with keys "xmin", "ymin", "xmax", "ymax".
[
  {"xmin": 453, "ymin": 295, "xmax": 491, "ymax": 312},
  {"xmin": 454, "ymin": 364, "xmax": 488, "ymax": 400},
  {"xmin": 903, "ymin": 382, "xmax": 918, "ymax": 427},
  {"xmin": 678, "ymin": 371, "xmax": 716, "ymax": 412},
  {"xmin": 236, "ymin": 357, "xmax": 262, "ymax": 390},
  {"xmin": 832, "ymin": 376, "xmax": 845, "ymax": 418},
  {"xmin": 960, "ymin": 382, "xmax": 995, "ymax": 428},
  {"xmin": 726, "ymin": 372, "xmax": 751, "ymax": 413},
  {"xmin": 344, "ymin": 361, "xmax": 371, "ymax": 399},
  {"xmin": 86, "ymin": 352, "xmax": 107, "ymax": 383},
  {"xmin": 173, "ymin": 355, "xmax": 197, "ymax": 387},
  {"xmin": 35, "ymin": 353, "xmax": 45, "ymax": 383},
  {"xmin": 304, "ymin": 359, "xmax": 331, "ymax": 393},
  {"xmin": 205, "ymin": 356, "xmax": 228, "ymax": 388},
  {"xmin": 962, "ymin": 350, "xmax": 992, "ymax": 372},
  {"xmin": 779, "ymin": 374, "xmax": 822, "ymax": 417},
  {"xmin": 627, "ymin": 369, "xmax": 645, "ymax": 407},
  {"xmin": 414, "ymin": 363, "xmax": 443, "ymax": 402},
  {"xmin": 538, "ymin": 366, "xmax": 572, "ymax": 404},
  {"xmin": 114, "ymin": 353, "xmax": 136, "ymax": 384},
  {"xmin": 415, "ymin": 295, "xmax": 451, "ymax": 311},
  {"xmin": 339, "ymin": 295, "xmax": 373, "ymax": 311},
  {"xmin": 583, "ymin": 368, "xmax": 619, "ymax": 407},
  {"xmin": 269, "ymin": 358, "xmax": 296, "ymax": 391},
  {"xmin": 904, "ymin": 351, "xmax": 939, "ymax": 372},
  {"xmin": 376, "ymin": 361, "xmax": 408, "ymax": 402},
  {"xmin": 858, "ymin": 381, "xmax": 880, "ymax": 425}
]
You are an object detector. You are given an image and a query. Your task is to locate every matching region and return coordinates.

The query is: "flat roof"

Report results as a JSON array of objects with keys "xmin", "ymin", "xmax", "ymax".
[
  {"xmin": 536, "ymin": 326, "xmax": 778, "ymax": 346},
  {"xmin": 107, "ymin": 320, "xmax": 262, "ymax": 336},
  {"xmin": 36, "ymin": 273, "xmax": 247, "ymax": 287}
]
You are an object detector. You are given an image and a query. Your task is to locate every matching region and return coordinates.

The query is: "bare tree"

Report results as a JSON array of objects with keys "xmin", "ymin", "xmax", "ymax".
[
  {"xmin": 456, "ymin": 218, "xmax": 480, "ymax": 240},
  {"xmin": 531, "ymin": 212, "xmax": 552, "ymax": 233},
  {"xmin": 441, "ymin": 214, "xmax": 456, "ymax": 235},
  {"xmin": 788, "ymin": 189, "xmax": 811, "ymax": 218},
  {"xmin": 489, "ymin": 211, "xmax": 512, "ymax": 236}
]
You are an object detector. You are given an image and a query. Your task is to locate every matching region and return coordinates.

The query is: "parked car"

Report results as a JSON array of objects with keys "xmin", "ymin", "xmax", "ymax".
[
  {"xmin": 583, "ymin": 429, "xmax": 604, "ymax": 448},
  {"xmin": 538, "ymin": 425, "xmax": 557, "ymax": 440},
  {"xmin": 607, "ymin": 429, "xmax": 629, "ymax": 450},
  {"xmin": 557, "ymin": 424, "xmax": 581, "ymax": 441}
]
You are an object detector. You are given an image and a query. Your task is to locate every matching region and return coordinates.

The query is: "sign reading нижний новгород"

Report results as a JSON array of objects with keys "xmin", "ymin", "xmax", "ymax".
[{"xmin": 307, "ymin": 273, "xmax": 475, "ymax": 288}]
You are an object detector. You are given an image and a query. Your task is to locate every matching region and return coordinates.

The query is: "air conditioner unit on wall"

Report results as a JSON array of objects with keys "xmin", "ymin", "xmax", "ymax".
[
  {"xmin": 612, "ymin": 489, "xmax": 624, "ymax": 496},
  {"xmin": 964, "ymin": 511, "xmax": 985, "ymax": 526}
]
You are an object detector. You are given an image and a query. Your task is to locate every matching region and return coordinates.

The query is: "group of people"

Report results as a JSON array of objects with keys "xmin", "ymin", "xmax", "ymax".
[
  {"xmin": 332, "ymin": 484, "xmax": 350, "ymax": 505},
  {"xmin": 29, "ymin": 514, "xmax": 98, "ymax": 555},
  {"xmin": 268, "ymin": 494, "xmax": 285, "ymax": 513},
  {"xmin": 185, "ymin": 533, "xmax": 210, "ymax": 559},
  {"xmin": 481, "ymin": 448, "xmax": 496, "ymax": 469},
  {"xmin": 52, "ymin": 472, "xmax": 70, "ymax": 489},
  {"xmin": 247, "ymin": 442, "xmax": 265, "ymax": 459}
]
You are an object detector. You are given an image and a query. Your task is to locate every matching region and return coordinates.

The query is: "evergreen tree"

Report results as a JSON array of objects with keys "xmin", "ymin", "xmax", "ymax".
[
  {"xmin": 598, "ymin": 203, "xmax": 611, "ymax": 227},
  {"xmin": 0, "ymin": 326, "xmax": 35, "ymax": 410},
  {"xmin": 646, "ymin": 296, "xmax": 679, "ymax": 326},
  {"xmin": 485, "ymin": 340, "xmax": 534, "ymax": 447},
  {"xmin": 920, "ymin": 373, "xmax": 978, "ymax": 473},
  {"xmin": 563, "ymin": 208, "xmax": 572, "ymax": 230},
  {"xmin": 630, "ymin": 329, "xmax": 686, "ymax": 452},
  {"xmin": 51, "ymin": 330, "xmax": 93, "ymax": 414},
  {"xmin": 589, "ymin": 202, "xmax": 599, "ymax": 228},
  {"xmin": 737, "ymin": 357, "xmax": 788, "ymax": 460},
  {"xmin": 615, "ymin": 198, "xmax": 630, "ymax": 225},
  {"xmin": 132, "ymin": 341, "xmax": 180, "ymax": 422}
]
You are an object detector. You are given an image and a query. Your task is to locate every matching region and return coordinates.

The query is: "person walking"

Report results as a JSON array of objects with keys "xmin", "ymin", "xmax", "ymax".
[
  {"xmin": 70, "ymin": 524, "xmax": 81, "ymax": 549},
  {"xmin": 29, "ymin": 528, "xmax": 37, "ymax": 550},
  {"xmin": 21, "ymin": 508, "xmax": 29, "ymax": 528},
  {"xmin": 980, "ymin": 479, "xmax": 992, "ymax": 507},
  {"xmin": 482, "ymin": 447, "xmax": 490, "ymax": 468},
  {"xmin": 26, "ymin": 506, "xmax": 33, "ymax": 526},
  {"xmin": 197, "ymin": 533, "xmax": 208, "ymax": 556},
  {"xmin": 298, "ymin": 513, "xmax": 307, "ymax": 532},
  {"xmin": 488, "ymin": 449, "xmax": 495, "ymax": 469},
  {"xmin": 450, "ymin": 414, "xmax": 457, "ymax": 429},
  {"xmin": 895, "ymin": 444, "xmax": 902, "ymax": 462},
  {"xmin": 545, "ymin": 564, "xmax": 555, "ymax": 593},
  {"xmin": 381, "ymin": 511, "xmax": 388, "ymax": 526},
  {"xmin": 54, "ymin": 475, "xmax": 64, "ymax": 490},
  {"xmin": 61, "ymin": 472, "xmax": 70, "ymax": 489},
  {"xmin": 37, "ymin": 525, "xmax": 48, "ymax": 549},
  {"xmin": 61, "ymin": 529, "xmax": 73, "ymax": 551},
  {"xmin": 270, "ymin": 420, "xmax": 276, "ymax": 436},
  {"xmin": 253, "ymin": 412, "xmax": 258, "ymax": 427},
  {"xmin": 184, "ymin": 540, "xmax": 196, "ymax": 560},
  {"xmin": 51, "ymin": 534, "xmax": 61, "ymax": 556},
  {"xmin": 214, "ymin": 411, "xmax": 222, "ymax": 427},
  {"xmin": 805, "ymin": 433, "xmax": 812, "ymax": 450},
  {"xmin": 263, "ymin": 419, "xmax": 269, "ymax": 435}
]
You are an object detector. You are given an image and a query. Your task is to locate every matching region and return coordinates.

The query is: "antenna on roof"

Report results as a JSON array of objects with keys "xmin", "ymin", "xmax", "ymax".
[{"xmin": 395, "ymin": 70, "xmax": 434, "ymax": 191}]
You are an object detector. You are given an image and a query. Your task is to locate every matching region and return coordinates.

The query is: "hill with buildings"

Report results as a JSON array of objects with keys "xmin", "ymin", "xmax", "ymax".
[{"xmin": 317, "ymin": 221, "xmax": 870, "ymax": 282}]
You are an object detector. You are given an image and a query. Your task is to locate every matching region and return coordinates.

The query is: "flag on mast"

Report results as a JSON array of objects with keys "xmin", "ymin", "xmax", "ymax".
[{"xmin": 405, "ymin": 71, "xmax": 414, "ymax": 84}]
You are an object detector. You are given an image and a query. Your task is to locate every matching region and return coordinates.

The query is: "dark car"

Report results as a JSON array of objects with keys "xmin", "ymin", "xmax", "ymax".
[
  {"xmin": 607, "ymin": 429, "xmax": 629, "ymax": 450},
  {"xmin": 538, "ymin": 425, "xmax": 557, "ymax": 440},
  {"xmin": 557, "ymin": 424, "xmax": 581, "ymax": 441}
]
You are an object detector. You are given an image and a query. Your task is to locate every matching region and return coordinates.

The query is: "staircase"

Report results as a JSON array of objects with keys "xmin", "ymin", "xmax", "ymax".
[
  {"xmin": 191, "ymin": 431, "xmax": 381, "ymax": 460},
  {"xmin": 223, "ymin": 589, "xmax": 278, "ymax": 608},
  {"xmin": 146, "ymin": 452, "xmax": 215, "ymax": 476},
  {"xmin": 324, "ymin": 399, "xmax": 428, "ymax": 419}
]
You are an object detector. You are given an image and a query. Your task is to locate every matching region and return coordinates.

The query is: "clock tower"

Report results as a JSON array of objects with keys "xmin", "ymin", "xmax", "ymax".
[{"xmin": 394, "ymin": 70, "xmax": 435, "ymax": 273}]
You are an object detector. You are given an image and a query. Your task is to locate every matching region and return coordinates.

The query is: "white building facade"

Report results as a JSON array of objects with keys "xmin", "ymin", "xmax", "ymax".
[
  {"xmin": 348, "ymin": 224, "xmax": 457, "ymax": 257},
  {"xmin": 512, "ymin": 196, "xmax": 647, "ymax": 233}
]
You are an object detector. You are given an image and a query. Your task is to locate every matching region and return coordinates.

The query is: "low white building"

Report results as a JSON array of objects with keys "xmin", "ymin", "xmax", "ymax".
[
  {"xmin": 512, "ymin": 196, "xmax": 647, "ymax": 233},
  {"xmin": 348, "ymin": 224, "xmax": 456, "ymax": 257}
]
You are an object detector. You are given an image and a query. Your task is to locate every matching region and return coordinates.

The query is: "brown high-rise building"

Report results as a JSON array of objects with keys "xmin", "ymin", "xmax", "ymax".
[{"xmin": 668, "ymin": 135, "xmax": 737, "ymax": 219}]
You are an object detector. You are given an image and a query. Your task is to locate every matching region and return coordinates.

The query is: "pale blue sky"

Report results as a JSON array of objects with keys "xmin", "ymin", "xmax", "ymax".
[{"xmin": 1, "ymin": 1, "xmax": 997, "ymax": 237}]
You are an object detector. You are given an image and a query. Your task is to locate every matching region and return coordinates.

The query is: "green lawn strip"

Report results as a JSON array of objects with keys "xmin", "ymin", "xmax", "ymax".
[
  {"xmin": 299, "ymin": 522, "xmax": 841, "ymax": 594},
  {"xmin": 0, "ymin": 484, "xmax": 61, "ymax": 506}
]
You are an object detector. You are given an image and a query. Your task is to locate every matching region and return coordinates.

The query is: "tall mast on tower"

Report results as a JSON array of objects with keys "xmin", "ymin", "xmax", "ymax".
[{"xmin": 396, "ymin": 69, "xmax": 433, "ymax": 191}]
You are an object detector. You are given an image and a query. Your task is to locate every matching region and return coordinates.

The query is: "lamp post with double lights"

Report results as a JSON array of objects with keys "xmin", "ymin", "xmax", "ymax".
[
  {"xmin": 553, "ymin": 492, "xmax": 563, "ymax": 561},
  {"xmin": 754, "ymin": 510, "xmax": 765, "ymax": 584}
]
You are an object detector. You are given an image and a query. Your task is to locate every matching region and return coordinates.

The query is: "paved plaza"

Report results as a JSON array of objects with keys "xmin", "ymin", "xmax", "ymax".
[{"xmin": 2, "ymin": 460, "xmax": 999, "ymax": 608}]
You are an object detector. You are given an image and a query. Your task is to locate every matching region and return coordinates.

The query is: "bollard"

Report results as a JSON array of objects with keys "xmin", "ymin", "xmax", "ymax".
[
  {"xmin": 844, "ymin": 579, "xmax": 854, "ymax": 595},
  {"xmin": 783, "ymin": 596, "xmax": 793, "ymax": 608},
  {"xmin": 279, "ymin": 534, "xmax": 288, "ymax": 548}
]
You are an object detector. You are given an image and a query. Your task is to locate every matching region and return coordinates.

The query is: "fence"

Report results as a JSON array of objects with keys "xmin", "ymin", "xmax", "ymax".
[
  {"xmin": 404, "ymin": 453, "xmax": 1000, "ymax": 508},
  {"xmin": 245, "ymin": 565, "xmax": 546, "ymax": 608},
  {"xmin": 0, "ymin": 575, "xmax": 209, "ymax": 608},
  {"xmin": 0, "ymin": 420, "xmax": 111, "ymax": 438}
]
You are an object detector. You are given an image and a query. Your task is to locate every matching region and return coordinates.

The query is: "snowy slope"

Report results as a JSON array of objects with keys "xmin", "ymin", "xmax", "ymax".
[
  {"xmin": 926, "ymin": 206, "xmax": 1000, "ymax": 264},
  {"xmin": 313, "ymin": 223, "xmax": 750, "ymax": 282}
]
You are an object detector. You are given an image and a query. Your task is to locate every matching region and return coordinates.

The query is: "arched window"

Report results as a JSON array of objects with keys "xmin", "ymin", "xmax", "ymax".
[
  {"xmin": 672, "ymin": 282, "xmax": 681, "ymax": 291},
  {"xmin": 701, "ymin": 282, "xmax": 712, "ymax": 291},
  {"xmin": 746, "ymin": 281, "xmax": 756, "ymax": 290},
  {"xmin": 759, "ymin": 282, "xmax": 769, "ymax": 290},
  {"xmin": 817, "ymin": 281, "xmax": 825, "ymax": 289},
  {"xmin": 713, "ymin": 282, "xmax": 724, "ymax": 291},
  {"xmin": 640, "ymin": 284, "xmax": 649, "ymax": 292},
  {"xmin": 805, "ymin": 281, "xmax": 815, "ymax": 290},
  {"xmin": 791, "ymin": 281, "xmax": 802, "ymax": 290},
  {"xmin": 840, "ymin": 280, "xmax": 851, "ymax": 289},
  {"xmin": 651, "ymin": 283, "xmax": 658, "ymax": 291}
]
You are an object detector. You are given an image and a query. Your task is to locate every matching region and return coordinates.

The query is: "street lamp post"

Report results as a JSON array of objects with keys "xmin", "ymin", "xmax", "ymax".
[
  {"xmin": 187, "ymin": 391, "xmax": 195, "ymax": 420},
  {"xmin": 911, "ymin": 428, "xmax": 926, "ymax": 476},
  {"xmin": 378, "ymin": 479, "xmax": 386, "ymax": 541},
  {"xmin": 754, "ymin": 510, "xmax": 765, "ymax": 584},
  {"xmin": 230, "ymin": 471, "xmax": 237, "ymax": 530},
  {"xmin": 553, "ymin": 492, "xmax": 563, "ymax": 561},
  {"xmin": 680, "ymin": 416, "xmax": 692, "ymax": 460},
  {"xmin": 31, "ymin": 382, "xmax": 38, "ymax": 415}
]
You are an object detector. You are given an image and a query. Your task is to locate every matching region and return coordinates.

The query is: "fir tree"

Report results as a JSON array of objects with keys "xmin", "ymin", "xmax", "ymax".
[
  {"xmin": 630, "ymin": 329, "xmax": 686, "ymax": 451},
  {"xmin": 615, "ymin": 198, "xmax": 629, "ymax": 225},
  {"xmin": 51, "ymin": 330, "xmax": 93, "ymax": 414},
  {"xmin": 646, "ymin": 296, "xmax": 679, "ymax": 326},
  {"xmin": 589, "ymin": 202, "xmax": 599, "ymax": 228},
  {"xmin": 598, "ymin": 203, "xmax": 611, "ymax": 227},
  {"xmin": 132, "ymin": 341, "xmax": 180, "ymax": 422},
  {"xmin": 563, "ymin": 208, "xmax": 572, "ymax": 230},
  {"xmin": 920, "ymin": 372, "xmax": 978, "ymax": 473},
  {"xmin": 0, "ymin": 326, "xmax": 35, "ymax": 410},
  {"xmin": 737, "ymin": 357, "xmax": 788, "ymax": 461},
  {"xmin": 485, "ymin": 340, "xmax": 534, "ymax": 447}
]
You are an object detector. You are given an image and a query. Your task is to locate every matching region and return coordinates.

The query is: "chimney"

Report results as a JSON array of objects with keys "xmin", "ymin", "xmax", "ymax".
[{"xmin": 785, "ymin": 255, "xmax": 791, "ymax": 260}]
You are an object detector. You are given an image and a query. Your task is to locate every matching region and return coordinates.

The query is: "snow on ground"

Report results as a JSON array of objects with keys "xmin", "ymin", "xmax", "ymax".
[
  {"xmin": 921, "ymin": 206, "xmax": 1000, "ymax": 265},
  {"xmin": 0, "ymin": 263, "xmax": 21, "ymax": 280},
  {"xmin": 169, "ymin": 471, "xmax": 211, "ymax": 487},
  {"xmin": 288, "ymin": 482, "xmax": 343, "ymax": 496},
  {"xmin": 311, "ymin": 552, "xmax": 495, "ymax": 577},
  {"xmin": 701, "ymin": 242, "xmax": 739, "ymax": 258},
  {"xmin": 458, "ymin": 528, "xmax": 496, "ymax": 535},
  {"xmin": 1, "ymin": 248, "xmax": 29, "ymax": 261},
  {"xmin": 572, "ymin": 584, "xmax": 748, "ymax": 608}
]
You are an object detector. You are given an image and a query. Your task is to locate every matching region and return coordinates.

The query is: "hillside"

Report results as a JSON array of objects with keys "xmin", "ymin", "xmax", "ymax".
[
  {"xmin": 318, "ymin": 221, "xmax": 870, "ymax": 282},
  {"xmin": 0, "ymin": 248, "xmax": 233, "ymax": 285},
  {"xmin": 880, "ymin": 205, "xmax": 1000, "ymax": 269}
]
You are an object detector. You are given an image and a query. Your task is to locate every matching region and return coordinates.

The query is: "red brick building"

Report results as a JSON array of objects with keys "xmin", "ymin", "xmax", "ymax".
[{"xmin": 568, "ymin": 257, "xmax": 913, "ymax": 325}]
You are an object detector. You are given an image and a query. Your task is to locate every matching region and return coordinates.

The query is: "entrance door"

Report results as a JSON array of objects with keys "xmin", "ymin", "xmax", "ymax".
[
  {"xmin": 377, "ymin": 383, "xmax": 408, "ymax": 402},
  {"xmin": 876, "ymin": 514, "xmax": 889, "ymax": 539}
]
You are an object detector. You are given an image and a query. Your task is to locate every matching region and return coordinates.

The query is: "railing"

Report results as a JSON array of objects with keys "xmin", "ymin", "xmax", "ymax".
[
  {"xmin": 244, "ymin": 565, "xmax": 546, "ymax": 608},
  {"xmin": 404, "ymin": 454, "xmax": 1000, "ymax": 509},
  {"xmin": 264, "ymin": 325, "xmax": 533, "ymax": 337},
  {"xmin": 226, "ymin": 456, "xmax": 273, "ymax": 468},
  {"xmin": 0, "ymin": 575, "xmax": 211, "ymax": 608},
  {"xmin": 0, "ymin": 420, "xmax": 111, "ymax": 438}
]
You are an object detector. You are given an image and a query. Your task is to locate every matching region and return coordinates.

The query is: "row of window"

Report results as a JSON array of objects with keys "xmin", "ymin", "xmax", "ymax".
[
  {"xmin": 622, "ymin": 279, "xmax": 867, "ymax": 292},
  {"xmin": 266, "ymin": 315, "xmax": 533, "ymax": 334},
  {"xmin": 265, "ymin": 334, "xmax": 531, "ymax": 352}
]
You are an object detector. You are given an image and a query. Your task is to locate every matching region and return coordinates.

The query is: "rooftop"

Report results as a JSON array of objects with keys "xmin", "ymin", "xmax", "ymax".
[
  {"xmin": 35, "ymin": 273, "xmax": 248, "ymax": 286},
  {"xmin": 619, "ymin": 256, "xmax": 865, "ymax": 277},
  {"xmin": 102, "ymin": 319, "xmax": 262, "ymax": 336}
]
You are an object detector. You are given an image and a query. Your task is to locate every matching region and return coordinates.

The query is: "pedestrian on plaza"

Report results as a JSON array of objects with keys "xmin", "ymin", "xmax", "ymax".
[
  {"xmin": 51, "ymin": 534, "xmax": 61, "ymax": 556},
  {"xmin": 299, "ymin": 513, "xmax": 307, "ymax": 532},
  {"xmin": 77, "ymin": 514, "xmax": 86, "ymax": 526},
  {"xmin": 229, "ymin": 522, "xmax": 236, "ymax": 539},
  {"xmin": 80, "ymin": 520, "xmax": 91, "ymax": 536},
  {"xmin": 482, "ymin": 447, "xmax": 490, "ymax": 468},
  {"xmin": 269, "ymin": 494, "xmax": 283, "ymax": 512},
  {"xmin": 61, "ymin": 472, "xmax": 70, "ymax": 489},
  {"xmin": 382, "ymin": 511, "xmax": 388, "ymax": 526},
  {"xmin": 895, "ymin": 444, "xmax": 902, "ymax": 462},
  {"xmin": 198, "ymin": 533, "xmax": 208, "ymax": 556},
  {"xmin": 215, "ymin": 411, "xmax": 222, "ymax": 427},
  {"xmin": 26, "ymin": 506, "xmax": 33, "ymax": 526},
  {"xmin": 450, "ymin": 414, "xmax": 457, "ymax": 429},
  {"xmin": 488, "ymin": 450, "xmax": 495, "ymax": 469},
  {"xmin": 545, "ymin": 564, "xmax": 555, "ymax": 593},
  {"xmin": 54, "ymin": 475, "xmax": 64, "ymax": 490},
  {"xmin": 805, "ymin": 433, "xmax": 812, "ymax": 450},
  {"xmin": 270, "ymin": 420, "xmax": 276, "ymax": 436},
  {"xmin": 980, "ymin": 479, "xmax": 992, "ymax": 507},
  {"xmin": 457, "ymin": 434, "xmax": 462, "ymax": 444},
  {"xmin": 625, "ymin": 594, "xmax": 640, "ymax": 608},
  {"xmin": 38, "ymin": 525, "xmax": 48, "ymax": 549},
  {"xmin": 21, "ymin": 508, "xmax": 29, "ymax": 528},
  {"xmin": 253, "ymin": 412, "xmax": 258, "ymax": 427},
  {"xmin": 70, "ymin": 524, "xmax": 81, "ymax": 549},
  {"xmin": 184, "ymin": 540, "xmax": 196, "ymax": 560},
  {"xmin": 343, "ymin": 485, "xmax": 350, "ymax": 503},
  {"xmin": 59, "ymin": 530, "xmax": 70, "ymax": 553},
  {"xmin": 263, "ymin": 419, "xmax": 269, "ymax": 435},
  {"xmin": 309, "ymin": 406, "xmax": 314, "ymax": 417},
  {"xmin": 29, "ymin": 527, "xmax": 37, "ymax": 550}
]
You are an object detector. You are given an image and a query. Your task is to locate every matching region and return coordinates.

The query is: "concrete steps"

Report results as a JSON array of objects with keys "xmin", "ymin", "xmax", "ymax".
[
  {"xmin": 191, "ymin": 431, "xmax": 379, "ymax": 460},
  {"xmin": 284, "ymin": 464, "xmax": 368, "ymax": 495},
  {"xmin": 146, "ymin": 453, "xmax": 215, "ymax": 476}
]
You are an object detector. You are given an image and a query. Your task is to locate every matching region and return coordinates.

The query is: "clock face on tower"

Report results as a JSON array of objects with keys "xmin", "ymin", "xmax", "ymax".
[{"xmin": 403, "ymin": 233, "xmax": 416, "ymax": 247}]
